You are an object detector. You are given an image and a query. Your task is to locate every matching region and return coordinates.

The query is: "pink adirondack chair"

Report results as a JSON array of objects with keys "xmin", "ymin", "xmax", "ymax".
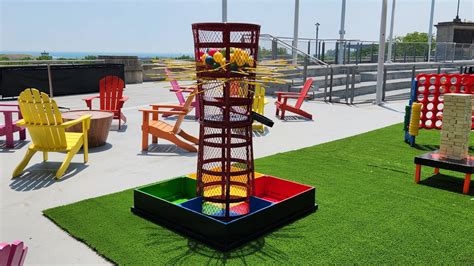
[
  {"xmin": 275, "ymin": 79, "xmax": 313, "ymax": 120},
  {"xmin": 0, "ymin": 241, "xmax": 28, "ymax": 266},
  {"xmin": 0, "ymin": 104, "xmax": 26, "ymax": 148},
  {"xmin": 164, "ymin": 69, "xmax": 200, "ymax": 119},
  {"xmin": 83, "ymin": 76, "xmax": 128, "ymax": 129}
]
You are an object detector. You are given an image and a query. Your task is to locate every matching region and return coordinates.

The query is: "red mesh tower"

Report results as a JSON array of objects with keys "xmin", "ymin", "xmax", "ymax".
[
  {"xmin": 415, "ymin": 74, "xmax": 474, "ymax": 130},
  {"xmin": 192, "ymin": 23, "xmax": 260, "ymax": 220}
]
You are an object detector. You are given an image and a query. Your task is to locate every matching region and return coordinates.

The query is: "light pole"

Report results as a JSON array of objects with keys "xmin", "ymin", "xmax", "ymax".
[
  {"xmin": 222, "ymin": 0, "xmax": 227, "ymax": 22},
  {"xmin": 375, "ymin": 0, "xmax": 388, "ymax": 105},
  {"xmin": 315, "ymin": 23, "xmax": 320, "ymax": 58},
  {"xmin": 292, "ymin": 0, "xmax": 300, "ymax": 65},
  {"xmin": 427, "ymin": 0, "xmax": 435, "ymax": 62},
  {"xmin": 386, "ymin": 0, "xmax": 396, "ymax": 63},
  {"xmin": 338, "ymin": 0, "xmax": 346, "ymax": 64},
  {"xmin": 454, "ymin": 0, "xmax": 461, "ymax": 22}
]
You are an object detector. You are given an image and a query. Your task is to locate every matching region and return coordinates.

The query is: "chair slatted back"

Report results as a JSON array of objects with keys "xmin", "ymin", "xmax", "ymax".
[
  {"xmin": 175, "ymin": 90, "xmax": 186, "ymax": 105},
  {"xmin": 295, "ymin": 79, "xmax": 313, "ymax": 109},
  {"xmin": 252, "ymin": 84, "xmax": 265, "ymax": 115},
  {"xmin": 99, "ymin": 76, "xmax": 125, "ymax": 111},
  {"xmin": 173, "ymin": 89, "xmax": 196, "ymax": 133},
  {"xmin": 18, "ymin": 89, "xmax": 67, "ymax": 149}
]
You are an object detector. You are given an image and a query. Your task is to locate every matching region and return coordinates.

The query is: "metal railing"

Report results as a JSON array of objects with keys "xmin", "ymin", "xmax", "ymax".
[
  {"xmin": 264, "ymin": 36, "xmax": 474, "ymax": 65},
  {"xmin": 320, "ymin": 61, "xmax": 474, "ymax": 104}
]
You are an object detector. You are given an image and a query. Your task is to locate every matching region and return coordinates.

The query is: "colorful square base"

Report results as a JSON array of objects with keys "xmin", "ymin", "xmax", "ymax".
[{"xmin": 131, "ymin": 174, "xmax": 317, "ymax": 251}]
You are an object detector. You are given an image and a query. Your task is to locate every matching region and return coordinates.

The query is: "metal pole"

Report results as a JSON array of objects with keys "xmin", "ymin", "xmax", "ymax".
[
  {"xmin": 329, "ymin": 67, "xmax": 334, "ymax": 102},
  {"xmin": 427, "ymin": 0, "xmax": 435, "ymax": 62},
  {"xmin": 324, "ymin": 67, "xmax": 329, "ymax": 101},
  {"xmin": 382, "ymin": 66, "xmax": 387, "ymax": 101},
  {"xmin": 375, "ymin": 0, "xmax": 388, "ymax": 105},
  {"xmin": 47, "ymin": 64, "xmax": 53, "ymax": 98},
  {"xmin": 292, "ymin": 0, "xmax": 300, "ymax": 65},
  {"xmin": 222, "ymin": 0, "xmax": 227, "ymax": 22},
  {"xmin": 315, "ymin": 23, "xmax": 320, "ymax": 58},
  {"xmin": 338, "ymin": 0, "xmax": 346, "ymax": 64},
  {"xmin": 271, "ymin": 38, "xmax": 278, "ymax": 60},
  {"xmin": 321, "ymin": 42, "xmax": 326, "ymax": 61},
  {"xmin": 303, "ymin": 55, "xmax": 308, "ymax": 82},
  {"xmin": 351, "ymin": 66, "xmax": 356, "ymax": 104},
  {"xmin": 345, "ymin": 70, "xmax": 350, "ymax": 103},
  {"xmin": 387, "ymin": 0, "xmax": 396, "ymax": 63}
]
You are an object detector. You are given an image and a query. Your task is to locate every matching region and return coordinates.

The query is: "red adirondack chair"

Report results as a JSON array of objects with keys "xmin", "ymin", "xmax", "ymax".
[
  {"xmin": 83, "ymin": 76, "xmax": 128, "ymax": 129},
  {"xmin": 275, "ymin": 79, "xmax": 313, "ymax": 120},
  {"xmin": 0, "ymin": 104, "xmax": 26, "ymax": 148}
]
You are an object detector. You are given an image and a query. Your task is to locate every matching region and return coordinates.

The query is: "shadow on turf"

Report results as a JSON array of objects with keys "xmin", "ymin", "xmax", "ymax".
[
  {"xmin": 9, "ymin": 162, "xmax": 88, "ymax": 191},
  {"xmin": 419, "ymin": 173, "xmax": 474, "ymax": 196},
  {"xmin": 144, "ymin": 224, "xmax": 302, "ymax": 264}
]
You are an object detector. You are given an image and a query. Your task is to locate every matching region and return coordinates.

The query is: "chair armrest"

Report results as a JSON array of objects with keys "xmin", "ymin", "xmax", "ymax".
[
  {"xmin": 149, "ymin": 104, "xmax": 185, "ymax": 109},
  {"xmin": 140, "ymin": 109, "xmax": 186, "ymax": 115},
  {"xmin": 280, "ymin": 94, "xmax": 311, "ymax": 99},
  {"xmin": 275, "ymin": 92, "xmax": 300, "ymax": 95},
  {"xmin": 0, "ymin": 103, "xmax": 19, "ymax": 107},
  {"xmin": 179, "ymin": 87, "xmax": 196, "ymax": 93},
  {"xmin": 83, "ymin": 96, "xmax": 99, "ymax": 110},
  {"xmin": 119, "ymin": 96, "xmax": 129, "ymax": 102},
  {"xmin": 83, "ymin": 95, "xmax": 99, "ymax": 101},
  {"xmin": 60, "ymin": 115, "xmax": 92, "ymax": 131}
]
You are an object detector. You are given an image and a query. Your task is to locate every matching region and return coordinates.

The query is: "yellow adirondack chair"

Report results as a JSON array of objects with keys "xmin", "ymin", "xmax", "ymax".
[
  {"xmin": 252, "ymin": 85, "xmax": 268, "ymax": 132},
  {"xmin": 12, "ymin": 89, "xmax": 91, "ymax": 179}
]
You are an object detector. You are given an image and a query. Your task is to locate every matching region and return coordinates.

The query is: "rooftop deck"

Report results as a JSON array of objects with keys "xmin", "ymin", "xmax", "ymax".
[{"xmin": 0, "ymin": 81, "xmax": 406, "ymax": 264}]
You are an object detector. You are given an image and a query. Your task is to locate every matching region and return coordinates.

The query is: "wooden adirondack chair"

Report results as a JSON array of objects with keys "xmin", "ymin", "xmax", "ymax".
[
  {"xmin": 252, "ymin": 85, "xmax": 268, "ymax": 132},
  {"xmin": 164, "ymin": 69, "xmax": 200, "ymax": 119},
  {"xmin": 12, "ymin": 89, "xmax": 91, "ymax": 179},
  {"xmin": 275, "ymin": 79, "xmax": 313, "ymax": 120},
  {"xmin": 140, "ymin": 90, "xmax": 198, "ymax": 152},
  {"xmin": 0, "ymin": 104, "xmax": 26, "ymax": 148},
  {"xmin": 83, "ymin": 76, "xmax": 128, "ymax": 129},
  {"xmin": 0, "ymin": 241, "xmax": 28, "ymax": 266}
]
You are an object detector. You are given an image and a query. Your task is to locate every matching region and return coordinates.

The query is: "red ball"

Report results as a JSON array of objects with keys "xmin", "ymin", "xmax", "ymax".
[
  {"xmin": 198, "ymin": 50, "xmax": 205, "ymax": 58},
  {"xmin": 208, "ymin": 48, "xmax": 218, "ymax": 56}
]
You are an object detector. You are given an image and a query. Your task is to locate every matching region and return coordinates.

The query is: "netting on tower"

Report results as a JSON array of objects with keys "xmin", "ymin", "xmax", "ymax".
[{"xmin": 192, "ymin": 23, "xmax": 260, "ymax": 220}]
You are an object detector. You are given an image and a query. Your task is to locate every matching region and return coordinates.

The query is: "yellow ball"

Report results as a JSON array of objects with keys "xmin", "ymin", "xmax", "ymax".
[
  {"xmin": 201, "ymin": 53, "xmax": 208, "ymax": 63},
  {"xmin": 236, "ymin": 54, "xmax": 245, "ymax": 67},
  {"xmin": 230, "ymin": 53, "xmax": 235, "ymax": 63},
  {"xmin": 234, "ymin": 48, "xmax": 242, "ymax": 56},
  {"xmin": 213, "ymin": 51, "xmax": 223, "ymax": 62},
  {"xmin": 246, "ymin": 56, "xmax": 254, "ymax": 66}
]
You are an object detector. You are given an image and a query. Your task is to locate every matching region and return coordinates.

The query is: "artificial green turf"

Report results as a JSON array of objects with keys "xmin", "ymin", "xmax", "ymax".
[{"xmin": 43, "ymin": 124, "xmax": 474, "ymax": 264}]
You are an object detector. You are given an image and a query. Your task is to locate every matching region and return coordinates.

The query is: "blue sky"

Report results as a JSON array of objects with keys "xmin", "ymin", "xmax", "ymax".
[{"xmin": 1, "ymin": 0, "xmax": 472, "ymax": 53}]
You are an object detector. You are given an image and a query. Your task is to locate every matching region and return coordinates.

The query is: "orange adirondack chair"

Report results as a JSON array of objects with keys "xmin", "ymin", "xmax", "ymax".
[
  {"xmin": 275, "ymin": 79, "xmax": 313, "ymax": 120},
  {"xmin": 140, "ymin": 90, "xmax": 198, "ymax": 152},
  {"xmin": 83, "ymin": 76, "xmax": 128, "ymax": 129}
]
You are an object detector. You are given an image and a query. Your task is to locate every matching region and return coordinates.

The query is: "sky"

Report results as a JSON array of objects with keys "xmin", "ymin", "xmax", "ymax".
[{"xmin": 0, "ymin": 0, "xmax": 473, "ymax": 54}]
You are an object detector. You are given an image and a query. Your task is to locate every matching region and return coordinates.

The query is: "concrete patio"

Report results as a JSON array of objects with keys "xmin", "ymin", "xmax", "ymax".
[{"xmin": 0, "ymin": 81, "xmax": 406, "ymax": 264}]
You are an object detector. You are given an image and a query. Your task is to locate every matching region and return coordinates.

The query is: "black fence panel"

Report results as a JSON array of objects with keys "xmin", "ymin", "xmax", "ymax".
[{"xmin": 0, "ymin": 64, "xmax": 124, "ymax": 98}]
